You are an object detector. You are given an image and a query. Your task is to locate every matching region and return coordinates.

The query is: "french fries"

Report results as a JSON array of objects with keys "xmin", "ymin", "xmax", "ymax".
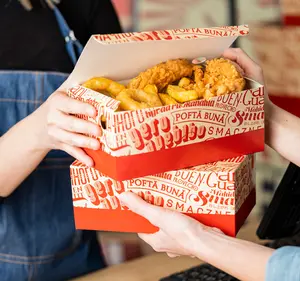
[
  {"xmin": 82, "ymin": 77, "xmax": 125, "ymax": 98},
  {"xmin": 178, "ymin": 77, "xmax": 192, "ymax": 88},
  {"xmin": 166, "ymin": 85, "xmax": 198, "ymax": 103},
  {"xmin": 81, "ymin": 58, "xmax": 246, "ymax": 111},
  {"xmin": 159, "ymin": 93, "xmax": 178, "ymax": 105},
  {"xmin": 116, "ymin": 89, "xmax": 162, "ymax": 111},
  {"xmin": 143, "ymin": 84, "xmax": 158, "ymax": 95}
]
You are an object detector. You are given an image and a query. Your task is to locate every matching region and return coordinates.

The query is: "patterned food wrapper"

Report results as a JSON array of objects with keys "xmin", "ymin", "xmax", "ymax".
[
  {"xmin": 70, "ymin": 155, "xmax": 256, "ymax": 237},
  {"xmin": 65, "ymin": 25, "xmax": 264, "ymax": 180}
]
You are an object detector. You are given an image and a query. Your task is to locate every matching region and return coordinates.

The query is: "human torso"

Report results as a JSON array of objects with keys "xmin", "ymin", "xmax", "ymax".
[
  {"xmin": 0, "ymin": 0, "xmax": 121, "ymax": 71},
  {"xmin": 0, "ymin": 1, "xmax": 121, "ymax": 280}
]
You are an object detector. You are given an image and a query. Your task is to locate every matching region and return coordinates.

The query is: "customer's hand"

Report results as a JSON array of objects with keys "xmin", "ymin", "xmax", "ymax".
[
  {"xmin": 119, "ymin": 192, "xmax": 223, "ymax": 258},
  {"xmin": 222, "ymin": 48, "xmax": 265, "ymax": 85},
  {"xmin": 33, "ymin": 91, "xmax": 101, "ymax": 166},
  {"xmin": 223, "ymin": 48, "xmax": 271, "ymax": 109}
]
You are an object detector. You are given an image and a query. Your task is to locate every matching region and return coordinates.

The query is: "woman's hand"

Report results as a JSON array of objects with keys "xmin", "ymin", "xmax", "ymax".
[
  {"xmin": 34, "ymin": 90, "xmax": 101, "ymax": 167},
  {"xmin": 120, "ymin": 192, "xmax": 274, "ymax": 281},
  {"xmin": 119, "ymin": 192, "xmax": 223, "ymax": 258}
]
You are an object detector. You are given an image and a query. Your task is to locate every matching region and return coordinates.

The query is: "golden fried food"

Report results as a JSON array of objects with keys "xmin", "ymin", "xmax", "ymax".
[
  {"xmin": 143, "ymin": 84, "xmax": 158, "ymax": 95},
  {"xmin": 201, "ymin": 58, "xmax": 245, "ymax": 100},
  {"xmin": 116, "ymin": 89, "xmax": 162, "ymax": 111},
  {"xmin": 159, "ymin": 93, "xmax": 178, "ymax": 105},
  {"xmin": 127, "ymin": 59, "xmax": 194, "ymax": 91},
  {"xmin": 83, "ymin": 77, "xmax": 125, "ymax": 98},
  {"xmin": 166, "ymin": 85, "xmax": 198, "ymax": 103},
  {"xmin": 193, "ymin": 65, "xmax": 204, "ymax": 84},
  {"xmin": 178, "ymin": 77, "xmax": 192, "ymax": 88},
  {"xmin": 82, "ymin": 57, "xmax": 246, "ymax": 112},
  {"xmin": 191, "ymin": 65, "xmax": 204, "ymax": 98}
]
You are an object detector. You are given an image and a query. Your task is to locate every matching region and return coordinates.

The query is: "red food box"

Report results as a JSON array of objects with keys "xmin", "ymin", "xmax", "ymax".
[
  {"xmin": 281, "ymin": 0, "xmax": 300, "ymax": 26},
  {"xmin": 64, "ymin": 25, "xmax": 265, "ymax": 181},
  {"xmin": 70, "ymin": 155, "xmax": 255, "ymax": 237}
]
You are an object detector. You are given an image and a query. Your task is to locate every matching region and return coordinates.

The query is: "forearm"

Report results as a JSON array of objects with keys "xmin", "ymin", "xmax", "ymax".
[
  {"xmin": 193, "ymin": 229, "xmax": 274, "ymax": 281},
  {"xmin": 265, "ymin": 100, "xmax": 300, "ymax": 167},
  {"xmin": 0, "ymin": 112, "xmax": 49, "ymax": 197}
]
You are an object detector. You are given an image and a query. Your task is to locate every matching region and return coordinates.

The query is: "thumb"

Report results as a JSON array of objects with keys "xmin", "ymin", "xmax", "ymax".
[
  {"xmin": 119, "ymin": 192, "xmax": 197, "ymax": 232},
  {"xmin": 222, "ymin": 48, "xmax": 257, "ymax": 77},
  {"xmin": 119, "ymin": 192, "xmax": 171, "ymax": 228}
]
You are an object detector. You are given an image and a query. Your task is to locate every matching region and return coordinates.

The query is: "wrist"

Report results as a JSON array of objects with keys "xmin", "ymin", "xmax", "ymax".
[
  {"xmin": 24, "ymin": 111, "xmax": 51, "ymax": 154},
  {"xmin": 190, "ymin": 226, "xmax": 228, "ymax": 261},
  {"xmin": 264, "ymin": 97, "xmax": 279, "ymax": 148}
]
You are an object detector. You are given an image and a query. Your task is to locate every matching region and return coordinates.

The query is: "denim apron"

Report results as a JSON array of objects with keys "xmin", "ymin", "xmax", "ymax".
[{"xmin": 0, "ymin": 5, "xmax": 105, "ymax": 281}]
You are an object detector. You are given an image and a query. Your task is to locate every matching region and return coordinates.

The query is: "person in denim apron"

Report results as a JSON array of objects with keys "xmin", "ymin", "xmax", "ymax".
[{"xmin": 0, "ymin": 1, "xmax": 121, "ymax": 280}]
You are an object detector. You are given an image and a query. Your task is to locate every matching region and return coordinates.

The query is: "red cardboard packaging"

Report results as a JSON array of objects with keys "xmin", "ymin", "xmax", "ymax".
[
  {"xmin": 70, "ymin": 155, "xmax": 255, "ymax": 237},
  {"xmin": 64, "ymin": 25, "xmax": 265, "ymax": 180}
]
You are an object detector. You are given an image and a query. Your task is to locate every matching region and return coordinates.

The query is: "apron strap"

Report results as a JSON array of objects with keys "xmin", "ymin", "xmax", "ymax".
[{"xmin": 51, "ymin": 4, "xmax": 84, "ymax": 66}]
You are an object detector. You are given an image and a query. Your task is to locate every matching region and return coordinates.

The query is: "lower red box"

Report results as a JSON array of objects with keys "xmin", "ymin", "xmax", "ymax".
[
  {"xmin": 73, "ymin": 189, "xmax": 255, "ymax": 237},
  {"xmin": 70, "ymin": 155, "xmax": 256, "ymax": 237}
]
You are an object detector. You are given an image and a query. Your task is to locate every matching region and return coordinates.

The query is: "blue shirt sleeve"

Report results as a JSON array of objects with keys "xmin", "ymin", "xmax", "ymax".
[{"xmin": 266, "ymin": 246, "xmax": 300, "ymax": 281}]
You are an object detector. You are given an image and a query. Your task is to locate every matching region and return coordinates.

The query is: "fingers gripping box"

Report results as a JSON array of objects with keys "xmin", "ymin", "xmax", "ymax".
[
  {"xmin": 70, "ymin": 155, "xmax": 255, "ymax": 237},
  {"xmin": 64, "ymin": 25, "xmax": 265, "ymax": 181}
]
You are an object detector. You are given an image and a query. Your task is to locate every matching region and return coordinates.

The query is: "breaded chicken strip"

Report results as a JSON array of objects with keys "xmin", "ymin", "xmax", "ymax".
[
  {"xmin": 201, "ymin": 58, "xmax": 246, "ymax": 100},
  {"xmin": 127, "ymin": 59, "xmax": 194, "ymax": 91}
]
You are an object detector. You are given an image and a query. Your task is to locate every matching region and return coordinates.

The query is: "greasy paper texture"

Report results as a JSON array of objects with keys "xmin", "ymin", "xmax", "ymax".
[{"xmin": 70, "ymin": 155, "xmax": 254, "ymax": 215}]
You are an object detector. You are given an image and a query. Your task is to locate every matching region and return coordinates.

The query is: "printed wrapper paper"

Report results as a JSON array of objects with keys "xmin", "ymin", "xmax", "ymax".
[
  {"xmin": 251, "ymin": 24, "xmax": 300, "ymax": 117},
  {"xmin": 65, "ymin": 25, "xmax": 265, "ymax": 180},
  {"xmin": 281, "ymin": 0, "xmax": 300, "ymax": 25},
  {"xmin": 70, "ymin": 155, "xmax": 256, "ymax": 237}
]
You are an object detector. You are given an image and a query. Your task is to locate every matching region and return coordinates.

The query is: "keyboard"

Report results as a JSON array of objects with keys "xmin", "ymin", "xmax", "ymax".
[
  {"xmin": 160, "ymin": 263, "xmax": 239, "ymax": 281},
  {"xmin": 160, "ymin": 234, "xmax": 300, "ymax": 281}
]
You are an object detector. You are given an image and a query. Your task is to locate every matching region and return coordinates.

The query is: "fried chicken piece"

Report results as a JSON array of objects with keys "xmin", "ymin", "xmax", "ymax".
[
  {"xmin": 127, "ymin": 59, "xmax": 194, "ymax": 91},
  {"xmin": 193, "ymin": 65, "xmax": 204, "ymax": 84},
  {"xmin": 201, "ymin": 58, "xmax": 246, "ymax": 100},
  {"xmin": 192, "ymin": 65, "xmax": 205, "ymax": 98}
]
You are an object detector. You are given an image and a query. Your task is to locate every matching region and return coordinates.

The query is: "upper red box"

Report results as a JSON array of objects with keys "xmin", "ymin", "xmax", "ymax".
[{"xmin": 64, "ymin": 25, "xmax": 265, "ymax": 180}]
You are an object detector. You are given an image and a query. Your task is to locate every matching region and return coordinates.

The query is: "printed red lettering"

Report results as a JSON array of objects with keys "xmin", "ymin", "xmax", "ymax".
[
  {"xmin": 189, "ymin": 123, "xmax": 197, "ymax": 140},
  {"xmin": 104, "ymin": 179, "xmax": 114, "ymax": 197},
  {"xmin": 84, "ymin": 184, "xmax": 100, "ymax": 206},
  {"xmin": 129, "ymin": 128, "xmax": 145, "ymax": 150},
  {"xmin": 160, "ymin": 116, "xmax": 171, "ymax": 132},
  {"xmin": 140, "ymin": 123, "xmax": 152, "ymax": 140}
]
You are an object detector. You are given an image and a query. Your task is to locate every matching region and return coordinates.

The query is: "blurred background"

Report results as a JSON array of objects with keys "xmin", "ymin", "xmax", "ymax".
[{"xmin": 99, "ymin": 0, "xmax": 299, "ymax": 266}]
